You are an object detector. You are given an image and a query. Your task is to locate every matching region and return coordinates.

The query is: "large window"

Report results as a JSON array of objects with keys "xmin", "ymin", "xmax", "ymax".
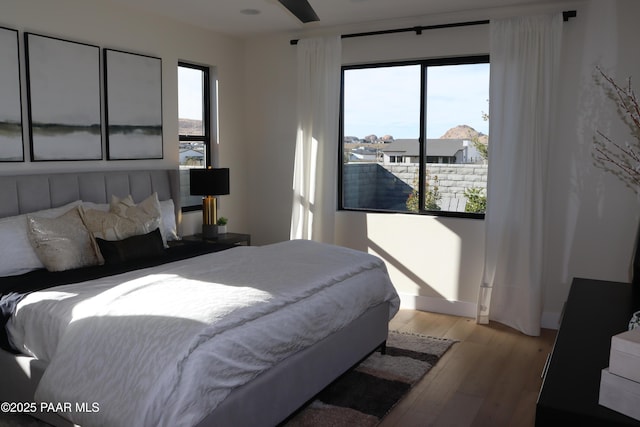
[
  {"xmin": 178, "ymin": 62, "xmax": 211, "ymax": 210},
  {"xmin": 340, "ymin": 56, "xmax": 489, "ymax": 217}
]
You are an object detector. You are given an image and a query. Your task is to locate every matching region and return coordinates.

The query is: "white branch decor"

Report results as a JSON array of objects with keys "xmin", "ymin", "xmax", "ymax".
[{"xmin": 594, "ymin": 67, "xmax": 640, "ymax": 191}]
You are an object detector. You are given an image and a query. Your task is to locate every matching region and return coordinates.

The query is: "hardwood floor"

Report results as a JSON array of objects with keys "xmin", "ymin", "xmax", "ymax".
[{"xmin": 381, "ymin": 309, "xmax": 557, "ymax": 427}]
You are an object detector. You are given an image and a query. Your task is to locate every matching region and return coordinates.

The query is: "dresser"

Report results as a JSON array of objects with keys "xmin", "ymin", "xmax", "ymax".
[{"xmin": 536, "ymin": 278, "xmax": 640, "ymax": 426}]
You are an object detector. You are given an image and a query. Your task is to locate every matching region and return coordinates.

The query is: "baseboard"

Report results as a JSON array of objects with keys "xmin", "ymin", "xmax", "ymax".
[
  {"xmin": 399, "ymin": 293, "xmax": 561, "ymax": 331},
  {"xmin": 541, "ymin": 311, "xmax": 561, "ymax": 330},
  {"xmin": 398, "ymin": 293, "xmax": 476, "ymax": 319}
]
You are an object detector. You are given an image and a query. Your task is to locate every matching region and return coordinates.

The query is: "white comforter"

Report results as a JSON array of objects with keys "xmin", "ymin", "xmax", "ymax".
[{"xmin": 10, "ymin": 240, "xmax": 399, "ymax": 427}]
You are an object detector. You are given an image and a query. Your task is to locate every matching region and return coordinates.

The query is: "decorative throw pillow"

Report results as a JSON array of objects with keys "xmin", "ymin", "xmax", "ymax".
[
  {"xmin": 27, "ymin": 206, "xmax": 103, "ymax": 272},
  {"xmin": 81, "ymin": 201, "xmax": 109, "ymax": 212},
  {"xmin": 96, "ymin": 228, "xmax": 165, "ymax": 264},
  {"xmin": 110, "ymin": 193, "xmax": 164, "ymax": 244},
  {"xmin": 82, "ymin": 193, "xmax": 162, "ymax": 242},
  {"xmin": 81, "ymin": 209, "xmax": 145, "ymax": 241},
  {"xmin": 85, "ymin": 197, "xmax": 178, "ymax": 243},
  {"xmin": 0, "ymin": 201, "xmax": 82, "ymax": 276}
]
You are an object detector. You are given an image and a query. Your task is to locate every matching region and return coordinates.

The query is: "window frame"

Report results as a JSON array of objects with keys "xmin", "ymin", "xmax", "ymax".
[
  {"xmin": 178, "ymin": 61, "xmax": 211, "ymax": 212},
  {"xmin": 338, "ymin": 54, "xmax": 489, "ymax": 220}
]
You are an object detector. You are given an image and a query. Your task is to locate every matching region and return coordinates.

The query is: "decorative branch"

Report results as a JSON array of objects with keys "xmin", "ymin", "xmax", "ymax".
[{"xmin": 594, "ymin": 67, "xmax": 640, "ymax": 192}]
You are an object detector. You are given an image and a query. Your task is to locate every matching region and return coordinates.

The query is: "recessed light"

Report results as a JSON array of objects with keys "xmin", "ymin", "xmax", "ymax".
[{"xmin": 240, "ymin": 8, "xmax": 261, "ymax": 16}]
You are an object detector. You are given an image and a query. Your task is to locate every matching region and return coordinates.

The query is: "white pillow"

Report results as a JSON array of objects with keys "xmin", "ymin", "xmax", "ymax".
[
  {"xmin": 159, "ymin": 199, "xmax": 179, "ymax": 242},
  {"xmin": 28, "ymin": 206, "xmax": 103, "ymax": 272},
  {"xmin": 0, "ymin": 201, "xmax": 81, "ymax": 276}
]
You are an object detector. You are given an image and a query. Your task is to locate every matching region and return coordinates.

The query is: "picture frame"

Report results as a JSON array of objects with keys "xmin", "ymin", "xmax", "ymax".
[
  {"xmin": 104, "ymin": 49, "xmax": 163, "ymax": 160},
  {"xmin": 0, "ymin": 27, "xmax": 24, "ymax": 162},
  {"xmin": 25, "ymin": 33, "xmax": 102, "ymax": 161}
]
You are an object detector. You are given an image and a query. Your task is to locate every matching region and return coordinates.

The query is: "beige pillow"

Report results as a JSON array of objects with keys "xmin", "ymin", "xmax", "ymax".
[
  {"xmin": 81, "ymin": 208, "xmax": 147, "ymax": 241},
  {"xmin": 111, "ymin": 193, "xmax": 165, "ymax": 245},
  {"xmin": 82, "ymin": 193, "xmax": 162, "ymax": 242},
  {"xmin": 27, "ymin": 207, "xmax": 103, "ymax": 272},
  {"xmin": 0, "ymin": 200, "xmax": 82, "ymax": 276}
]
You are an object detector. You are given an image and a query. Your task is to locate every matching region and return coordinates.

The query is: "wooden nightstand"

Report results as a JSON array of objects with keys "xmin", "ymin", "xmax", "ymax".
[{"xmin": 181, "ymin": 232, "xmax": 251, "ymax": 246}]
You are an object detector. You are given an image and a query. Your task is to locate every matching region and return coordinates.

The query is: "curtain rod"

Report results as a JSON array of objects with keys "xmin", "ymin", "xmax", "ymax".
[{"xmin": 289, "ymin": 10, "xmax": 576, "ymax": 45}]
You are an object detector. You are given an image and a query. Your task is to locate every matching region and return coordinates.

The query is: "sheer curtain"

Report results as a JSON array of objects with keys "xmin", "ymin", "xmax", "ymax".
[
  {"xmin": 290, "ymin": 36, "xmax": 342, "ymax": 243},
  {"xmin": 477, "ymin": 13, "xmax": 563, "ymax": 336}
]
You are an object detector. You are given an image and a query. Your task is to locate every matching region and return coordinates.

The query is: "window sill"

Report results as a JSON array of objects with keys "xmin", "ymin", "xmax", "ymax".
[{"xmin": 338, "ymin": 207, "xmax": 484, "ymax": 220}]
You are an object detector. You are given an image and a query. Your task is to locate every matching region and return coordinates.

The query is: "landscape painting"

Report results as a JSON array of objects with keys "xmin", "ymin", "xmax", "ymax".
[
  {"xmin": 0, "ymin": 27, "xmax": 23, "ymax": 161},
  {"xmin": 25, "ymin": 33, "xmax": 102, "ymax": 161},
  {"xmin": 105, "ymin": 49, "xmax": 162, "ymax": 160}
]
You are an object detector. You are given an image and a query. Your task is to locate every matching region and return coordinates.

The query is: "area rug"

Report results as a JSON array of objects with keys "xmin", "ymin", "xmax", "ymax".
[{"xmin": 284, "ymin": 330, "xmax": 456, "ymax": 426}]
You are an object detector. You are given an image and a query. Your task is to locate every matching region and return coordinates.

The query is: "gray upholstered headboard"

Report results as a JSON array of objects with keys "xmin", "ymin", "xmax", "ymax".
[{"xmin": 0, "ymin": 169, "xmax": 180, "ymax": 220}]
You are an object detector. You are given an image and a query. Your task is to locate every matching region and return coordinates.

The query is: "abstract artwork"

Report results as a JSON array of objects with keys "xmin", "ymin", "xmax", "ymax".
[
  {"xmin": 25, "ymin": 33, "xmax": 102, "ymax": 161},
  {"xmin": 105, "ymin": 49, "xmax": 163, "ymax": 160},
  {"xmin": 0, "ymin": 27, "xmax": 24, "ymax": 161}
]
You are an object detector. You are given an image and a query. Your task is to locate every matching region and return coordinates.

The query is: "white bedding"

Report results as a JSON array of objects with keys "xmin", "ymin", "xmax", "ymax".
[{"xmin": 8, "ymin": 240, "xmax": 399, "ymax": 427}]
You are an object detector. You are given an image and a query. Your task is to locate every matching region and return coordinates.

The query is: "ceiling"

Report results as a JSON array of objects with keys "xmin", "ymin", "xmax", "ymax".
[{"xmin": 111, "ymin": 0, "xmax": 559, "ymax": 38}]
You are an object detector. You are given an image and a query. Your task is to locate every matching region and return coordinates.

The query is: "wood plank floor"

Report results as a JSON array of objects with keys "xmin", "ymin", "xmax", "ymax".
[{"xmin": 381, "ymin": 309, "xmax": 557, "ymax": 427}]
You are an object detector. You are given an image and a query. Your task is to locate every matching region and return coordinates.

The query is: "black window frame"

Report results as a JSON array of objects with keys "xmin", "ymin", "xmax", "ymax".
[
  {"xmin": 178, "ymin": 61, "xmax": 211, "ymax": 212},
  {"xmin": 338, "ymin": 54, "xmax": 489, "ymax": 220}
]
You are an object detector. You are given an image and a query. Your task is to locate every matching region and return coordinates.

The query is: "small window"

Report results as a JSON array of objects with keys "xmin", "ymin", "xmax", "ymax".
[
  {"xmin": 340, "ymin": 56, "xmax": 489, "ymax": 217},
  {"xmin": 178, "ymin": 62, "xmax": 210, "ymax": 210}
]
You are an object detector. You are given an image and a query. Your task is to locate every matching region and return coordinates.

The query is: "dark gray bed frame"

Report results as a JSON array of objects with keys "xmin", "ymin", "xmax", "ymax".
[{"xmin": 0, "ymin": 169, "xmax": 390, "ymax": 427}]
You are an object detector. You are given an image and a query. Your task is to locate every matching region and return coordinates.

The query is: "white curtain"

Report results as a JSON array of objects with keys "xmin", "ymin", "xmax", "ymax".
[
  {"xmin": 477, "ymin": 14, "xmax": 562, "ymax": 336},
  {"xmin": 290, "ymin": 36, "xmax": 342, "ymax": 243}
]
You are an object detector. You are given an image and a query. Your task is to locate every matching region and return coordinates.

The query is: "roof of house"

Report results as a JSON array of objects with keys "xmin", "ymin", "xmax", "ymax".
[{"xmin": 381, "ymin": 139, "xmax": 467, "ymax": 157}]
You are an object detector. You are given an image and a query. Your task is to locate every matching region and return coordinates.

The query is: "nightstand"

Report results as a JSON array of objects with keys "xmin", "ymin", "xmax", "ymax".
[{"xmin": 181, "ymin": 232, "xmax": 251, "ymax": 246}]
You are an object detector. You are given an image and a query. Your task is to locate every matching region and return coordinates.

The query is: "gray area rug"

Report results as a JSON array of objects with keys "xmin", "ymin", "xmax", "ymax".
[{"xmin": 284, "ymin": 330, "xmax": 456, "ymax": 426}]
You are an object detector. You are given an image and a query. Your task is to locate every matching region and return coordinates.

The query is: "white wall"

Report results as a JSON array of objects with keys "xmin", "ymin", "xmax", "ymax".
[
  {"xmin": 542, "ymin": 0, "xmax": 640, "ymax": 323},
  {"xmin": 245, "ymin": 0, "xmax": 640, "ymax": 329},
  {"xmin": 1, "ymin": 0, "xmax": 249, "ymax": 236}
]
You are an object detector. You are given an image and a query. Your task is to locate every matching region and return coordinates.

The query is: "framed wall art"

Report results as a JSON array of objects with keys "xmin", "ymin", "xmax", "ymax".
[
  {"xmin": 25, "ymin": 33, "xmax": 102, "ymax": 161},
  {"xmin": 0, "ymin": 27, "xmax": 24, "ymax": 162},
  {"xmin": 104, "ymin": 49, "xmax": 163, "ymax": 160}
]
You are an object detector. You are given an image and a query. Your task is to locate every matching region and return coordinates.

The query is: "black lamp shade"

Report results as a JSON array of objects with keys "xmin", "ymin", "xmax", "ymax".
[{"xmin": 190, "ymin": 168, "xmax": 230, "ymax": 196}]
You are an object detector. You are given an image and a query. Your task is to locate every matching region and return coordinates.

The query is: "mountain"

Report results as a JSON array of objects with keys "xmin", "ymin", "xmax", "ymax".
[
  {"xmin": 179, "ymin": 118, "xmax": 203, "ymax": 135},
  {"xmin": 440, "ymin": 125, "xmax": 488, "ymax": 144}
]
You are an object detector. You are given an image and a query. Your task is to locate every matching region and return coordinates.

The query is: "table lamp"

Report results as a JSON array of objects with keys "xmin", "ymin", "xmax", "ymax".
[{"xmin": 189, "ymin": 167, "xmax": 230, "ymax": 238}]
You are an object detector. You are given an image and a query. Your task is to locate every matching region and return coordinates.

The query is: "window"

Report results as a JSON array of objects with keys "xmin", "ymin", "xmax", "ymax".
[
  {"xmin": 340, "ymin": 56, "xmax": 489, "ymax": 217},
  {"xmin": 178, "ymin": 62, "xmax": 211, "ymax": 210}
]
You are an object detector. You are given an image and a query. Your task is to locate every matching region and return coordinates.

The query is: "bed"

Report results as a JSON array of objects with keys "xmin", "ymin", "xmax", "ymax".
[{"xmin": 0, "ymin": 169, "xmax": 400, "ymax": 427}]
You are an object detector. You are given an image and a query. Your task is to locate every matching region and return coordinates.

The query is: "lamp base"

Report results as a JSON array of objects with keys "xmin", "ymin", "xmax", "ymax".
[{"xmin": 202, "ymin": 224, "xmax": 218, "ymax": 239}]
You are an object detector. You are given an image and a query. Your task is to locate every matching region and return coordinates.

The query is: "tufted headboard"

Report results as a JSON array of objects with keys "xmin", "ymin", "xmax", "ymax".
[{"xmin": 0, "ymin": 169, "xmax": 180, "ymax": 220}]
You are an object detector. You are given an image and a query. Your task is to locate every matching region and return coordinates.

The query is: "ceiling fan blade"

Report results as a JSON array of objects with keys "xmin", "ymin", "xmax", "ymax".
[{"xmin": 278, "ymin": 0, "xmax": 319, "ymax": 23}]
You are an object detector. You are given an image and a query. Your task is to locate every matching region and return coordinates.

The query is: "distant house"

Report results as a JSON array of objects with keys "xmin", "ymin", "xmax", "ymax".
[
  {"xmin": 179, "ymin": 147, "xmax": 205, "ymax": 166},
  {"xmin": 349, "ymin": 146, "xmax": 379, "ymax": 162},
  {"xmin": 381, "ymin": 138, "xmax": 484, "ymax": 164}
]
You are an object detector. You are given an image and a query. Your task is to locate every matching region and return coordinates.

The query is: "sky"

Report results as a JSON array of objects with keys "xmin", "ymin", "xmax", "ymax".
[
  {"xmin": 178, "ymin": 62, "xmax": 490, "ymax": 139},
  {"xmin": 178, "ymin": 66, "xmax": 204, "ymax": 120},
  {"xmin": 343, "ymin": 63, "xmax": 490, "ymax": 139}
]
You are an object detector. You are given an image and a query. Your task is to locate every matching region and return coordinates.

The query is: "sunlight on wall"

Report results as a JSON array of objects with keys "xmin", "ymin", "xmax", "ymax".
[
  {"xmin": 366, "ymin": 213, "xmax": 462, "ymax": 300},
  {"xmin": 334, "ymin": 210, "xmax": 485, "ymax": 309}
]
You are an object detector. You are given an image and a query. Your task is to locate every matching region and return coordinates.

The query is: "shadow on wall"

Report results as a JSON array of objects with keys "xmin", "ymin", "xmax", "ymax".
[
  {"xmin": 367, "ymin": 237, "xmax": 443, "ymax": 293},
  {"xmin": 335, "ymin": 210, "xmax": 449, "ymax": 302}
]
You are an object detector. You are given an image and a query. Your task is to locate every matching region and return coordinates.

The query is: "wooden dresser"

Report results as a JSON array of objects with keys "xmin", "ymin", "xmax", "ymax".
[{"xmin": 536, "ymin": 278, "xmax": 640, "ymax": 426}]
